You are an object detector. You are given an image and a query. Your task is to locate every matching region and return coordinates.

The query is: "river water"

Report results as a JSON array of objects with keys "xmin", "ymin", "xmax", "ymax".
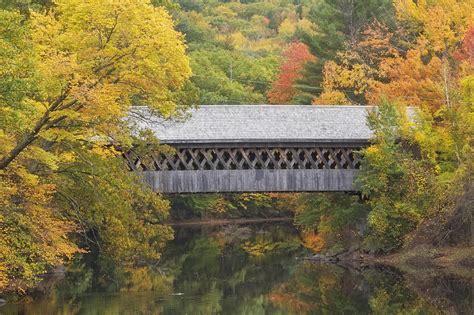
[{"xmin": 2, "ymin": 223, "xmax": 473, "ymax": 314}]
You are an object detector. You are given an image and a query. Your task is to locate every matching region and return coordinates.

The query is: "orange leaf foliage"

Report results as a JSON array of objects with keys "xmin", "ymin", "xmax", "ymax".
[
  {"xmin": 301, "ymin": 231, "xmax": 325, "ymax": 253},
  {"xmin": 368, "ymin": 48, "xmax": 444, "ymax": 110},
  {"xmin": 312, "ymin": 21, "xmax": 398, "ymax": 105}
]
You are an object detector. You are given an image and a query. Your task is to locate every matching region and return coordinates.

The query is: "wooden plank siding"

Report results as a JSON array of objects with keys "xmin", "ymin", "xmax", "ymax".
[{"xmin": 142, "ymin": 169, "xmax": 359, "ymax": 193}]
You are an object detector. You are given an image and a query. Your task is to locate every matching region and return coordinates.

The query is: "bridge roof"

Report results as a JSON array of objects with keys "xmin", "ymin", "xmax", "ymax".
[{"xmin": 131, "ymin": 105, "xmax": 375, "ymax": 145}]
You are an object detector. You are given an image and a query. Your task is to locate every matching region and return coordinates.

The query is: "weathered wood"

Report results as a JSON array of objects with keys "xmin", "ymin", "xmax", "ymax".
[
  {"xmin": 142, "ymin": 169, "xmax": 359, "ymax": 193},
  {"xmin": 126, "ymin": 146, "xmax": 362, "ymax": 172},
  {"xmin": 123, "ymin": 105, "xmax": 393, "ymax": 193}
]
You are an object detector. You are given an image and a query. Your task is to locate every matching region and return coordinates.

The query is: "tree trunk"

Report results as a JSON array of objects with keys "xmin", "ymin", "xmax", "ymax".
[{"xmin": 0, "ymin": 90, "xmax": 71, "ymax": 170}]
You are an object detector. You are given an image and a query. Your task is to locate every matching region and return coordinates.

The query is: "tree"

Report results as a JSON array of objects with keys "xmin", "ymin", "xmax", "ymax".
[
  {"xmin": 1, "ymin": 0, "xmax": 190, "ymax": 170},
  {"xmin": 368, "ymin": 1, "xmax": 473, "ymax": 110},
  {"xmin": 312, "ymin": 21, "xmax": 399, "ymax": 105},
  {"xmin": 0, "ymin": 0, "xmax": 190, "ymax": 292},
  {"xmin": 189, "ymin": 48, "xmax": 277, "ymax": 104},
  {"xmin": 267, "ymin": 42, "xmax": 315, "ymax": 104},
  {"xmin": 454, "ymin": 26, "xmax": 474, "ymax": 72},
  {"xmin": 294, "ymin": 193, "xmax": 369, "ymax": 253},
  {"xmin": 295, "ymin": 0, "xmax": 394, "ymax": 103},
  {"xmin": 367, "ymin": 48, "xmax": 445, "ymax": 110},
  {"xmin": 394, "ymin": 0, "xmax": 473, "ymax": 56},
  {"xmin": 0, "ymin": 9, "xmax": 80, "ymax": 291}
]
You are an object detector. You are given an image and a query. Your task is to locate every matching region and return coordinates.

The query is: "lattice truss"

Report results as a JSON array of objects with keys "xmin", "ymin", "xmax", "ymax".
[{"xmin": 124, "ymin": 147, "xmax": 362, "ymax": 171}]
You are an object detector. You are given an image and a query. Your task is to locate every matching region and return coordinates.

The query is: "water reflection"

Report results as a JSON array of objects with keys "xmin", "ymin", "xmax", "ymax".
[{"xmin": 2, "ymin": 223, "xmax": 472, "ymax": 314}]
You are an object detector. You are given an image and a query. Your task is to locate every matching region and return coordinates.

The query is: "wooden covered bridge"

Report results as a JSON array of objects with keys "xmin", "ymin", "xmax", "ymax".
[{"xmin": 125, "ymin": 105, "xmax": 374, "ymax": 193}]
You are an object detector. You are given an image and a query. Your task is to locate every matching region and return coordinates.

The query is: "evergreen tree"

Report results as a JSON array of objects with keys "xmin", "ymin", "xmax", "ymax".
[{"xmin": 294, "ymin": 0, "xmax": 394, "ymax": 104}]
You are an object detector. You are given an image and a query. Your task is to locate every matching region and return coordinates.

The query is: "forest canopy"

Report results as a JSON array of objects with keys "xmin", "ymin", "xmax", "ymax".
[
  {"xmin": 0, "ymin": 0, "xmax": 190, "ymax": 292},
  {"xmin": 0, "ymin": 0, "xmax": 473, "ymax": 294}
]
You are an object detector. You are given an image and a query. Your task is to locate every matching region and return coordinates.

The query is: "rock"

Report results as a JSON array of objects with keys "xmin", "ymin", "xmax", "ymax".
[
  {"xmin": 0, "ymin": 298, "xmax": 6, "ymax": 305},
  {"xmin": 306, "ymin": 254, "xmax": 339, "ymax": 263}
]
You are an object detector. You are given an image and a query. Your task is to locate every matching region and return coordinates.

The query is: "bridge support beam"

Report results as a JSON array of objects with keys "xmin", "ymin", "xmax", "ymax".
[{"xmin": 142, "ymin": 169, "xmax": 359, "ymax": 193}]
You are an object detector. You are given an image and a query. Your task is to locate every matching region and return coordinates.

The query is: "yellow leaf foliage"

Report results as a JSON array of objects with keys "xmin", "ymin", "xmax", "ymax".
[
  {"xmin": 394, "ymin": 0, "xmax": 473, "ymax": 54},
  {"xmin": 1, "ymin": 0, "xmax": 190, "ymax": 293},
  {"xmin": 0, "ymin": 172, "xmax": 80, "ymax": 292}
]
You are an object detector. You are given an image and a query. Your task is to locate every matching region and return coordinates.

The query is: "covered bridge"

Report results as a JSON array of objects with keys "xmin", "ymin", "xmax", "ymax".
[{"xmin": 125, "ymin": 105, "xmax": 374, "ymax": 193}]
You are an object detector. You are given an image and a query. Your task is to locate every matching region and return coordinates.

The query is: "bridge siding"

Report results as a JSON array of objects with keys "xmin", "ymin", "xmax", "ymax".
[
  {"xmin": 143, "ymin": 169, "xmax": 359, "ymax": 193},
  {"xmin": 129, "ymin": 105, "xmax": 378, "ymax": 193}
]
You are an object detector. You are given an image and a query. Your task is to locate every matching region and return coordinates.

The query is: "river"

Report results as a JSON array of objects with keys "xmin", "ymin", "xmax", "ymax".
[{"xmin": 1, "ymin": 222, "xmax": 472, "ymax": 314}]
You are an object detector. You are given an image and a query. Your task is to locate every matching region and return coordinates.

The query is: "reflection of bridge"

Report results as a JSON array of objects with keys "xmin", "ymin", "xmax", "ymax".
[{"xmin": 126, "ymin": 105, "xmax": 374, "ymax": 193}]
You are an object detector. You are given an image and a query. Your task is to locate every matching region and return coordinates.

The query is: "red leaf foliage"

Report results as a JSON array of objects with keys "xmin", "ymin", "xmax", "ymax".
[
  {"xmin": 454, "ymin": 26, "xmax": 474, "ymax": 64},
  {"xmin": 267, "ymin": 42, "xmax": 315, "ymax": 104}
]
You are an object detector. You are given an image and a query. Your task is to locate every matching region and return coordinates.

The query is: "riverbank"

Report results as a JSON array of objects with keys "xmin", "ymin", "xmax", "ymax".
[
  {"xmin": 305, "ymin": 244, "xmax": 473, "ymax": 275},
  {"xmin": 374, "ymin": 245, "xmax": 474, "ymax": 275},
  {"xmin": 305, "ymin": 245, "xmax": 474, "ymax": 277}
]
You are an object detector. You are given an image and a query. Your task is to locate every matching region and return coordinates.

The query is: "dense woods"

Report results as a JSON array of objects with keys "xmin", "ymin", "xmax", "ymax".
[{"xmin": 0, "ymin": 0, "xmax": 473, "ymax": 296}]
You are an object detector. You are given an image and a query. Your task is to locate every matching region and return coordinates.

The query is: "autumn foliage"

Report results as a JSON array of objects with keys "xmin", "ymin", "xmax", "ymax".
[
  {"xmin": 291, "ymin": 0, "xmax": 474, "ymax": 253},
  {"xmin": 0, "ymin": 0, "xmax": 189, "ymax": 292},
  {"xmin": 1, "ymin": 0, "xmax": 473, "ymax": 296},
  {"xmin": 267, "ymin": 42, "xmax": 315, "ymax": 104},
  {"xmin": 368, "ymin": 49, "xmax": 445, "ymax": 109},
  {"xmin": 455, "ymin": 26, "xmax": 474, "ymax": 71}
]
